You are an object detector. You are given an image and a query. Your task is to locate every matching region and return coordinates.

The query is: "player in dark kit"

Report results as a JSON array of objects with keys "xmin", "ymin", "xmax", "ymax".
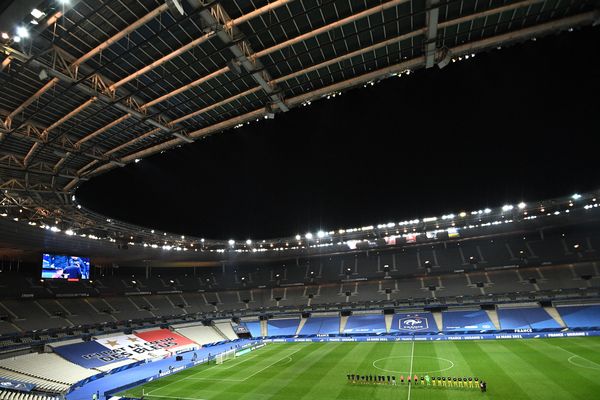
[{"xmin": 480, "ymin": 381, "xmax": 487, "ymax": 392}]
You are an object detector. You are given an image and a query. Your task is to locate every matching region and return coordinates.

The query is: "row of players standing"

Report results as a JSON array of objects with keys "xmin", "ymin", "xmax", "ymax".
[{"xmin": 347, "ymin": 374, "xmax": 487, "ymax": 391}]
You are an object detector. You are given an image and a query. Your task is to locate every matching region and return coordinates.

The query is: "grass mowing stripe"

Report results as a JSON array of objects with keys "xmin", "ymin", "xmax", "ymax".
[
  {"xmin": 463, "ymin": 341, "xmax": 531, "ymax": 399},
  {"xmin": 407, "ymin": 339, "xmax": 415, "ymax": 400},
  {"xmin": 335, "ymin": 342, "xmax": 405, "ymax": 400},
  {"xmin": 207, "ymin": 343, "xmax": 327, "ymax": 400},
  {"xmin": 498, "ymin": 340, "xmax": 588, "ymax": 399},
  {"xmin": 541, "ymin": 337, "xmax": 600, "ymax": 368},
  {"xmin": 249, "ymin": 343, "xmax": 345, "ymax": 400},
  {"xmin": 174, "ymin": 344, "xmax": 312, "ymax": 398},
  {"xmin": 148, "ymin": 344, "xmax": 299, "ymax": 396}
]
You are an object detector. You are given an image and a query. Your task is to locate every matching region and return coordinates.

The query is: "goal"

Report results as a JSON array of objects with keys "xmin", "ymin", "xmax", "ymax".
[{"xmin": 215, "ymin": 349, "xmax": 236, "ymax": 364}]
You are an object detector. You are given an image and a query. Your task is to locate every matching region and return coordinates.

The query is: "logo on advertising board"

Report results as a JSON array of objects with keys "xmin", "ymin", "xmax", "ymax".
[{"xmin": 399, "ymin": 316, "xmax": 429, "ymax": 331}]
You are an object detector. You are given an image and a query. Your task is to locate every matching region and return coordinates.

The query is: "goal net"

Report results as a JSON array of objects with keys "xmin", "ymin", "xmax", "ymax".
[{"xmin": 216, "ymin": 349, "xmax": 236, "ymax": 364}]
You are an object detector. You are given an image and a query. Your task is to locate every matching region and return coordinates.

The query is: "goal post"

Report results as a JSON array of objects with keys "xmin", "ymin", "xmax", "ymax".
[{"xmin": 216, "ymin": 349, "xmax": 236, "ymax": 364}]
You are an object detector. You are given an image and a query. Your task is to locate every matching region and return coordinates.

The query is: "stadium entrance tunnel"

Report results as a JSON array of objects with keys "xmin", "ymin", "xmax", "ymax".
[{"xmin": 372, "ymin": 355, "xmax": 455, "ymax": 375}]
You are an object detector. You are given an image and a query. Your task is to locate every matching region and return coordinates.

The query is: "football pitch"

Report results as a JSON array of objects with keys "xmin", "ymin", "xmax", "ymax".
[{"xmin": 119, "ymin": 337, "xmax": 600, "ymax": 400}]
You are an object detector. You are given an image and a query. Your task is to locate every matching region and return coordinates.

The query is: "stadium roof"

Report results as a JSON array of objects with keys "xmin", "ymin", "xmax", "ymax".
[{"xmin": 0, "ymin": 0, "xmax": 598, "ymax": 252}]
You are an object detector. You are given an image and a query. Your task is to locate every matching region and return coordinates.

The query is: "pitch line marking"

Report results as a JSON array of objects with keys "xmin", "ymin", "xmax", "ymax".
[
  {"xmin": 541, "ymin": 340, "xmax": 600, "ymax": 371},
  {"xmin": 567, "ymin": 355, "xmax": 600, "ymax": 370},
  {"xmin": 184, "ymin": 357, "xmax": 294, "ymax": 382},
  {"xmin": 372, "ymin": 355, "xmax": 455, "ymax": 374},
  {"xmin": 407, "ymin": 339, "xmax": 415, "ymax": 400},
  {"xmin": 182, "ymin": 346, "xmax": 300, "ymax": 386},
  {"xmin": 236, "ymin": 349, "xmax": 300, "ymax": 381},
  {"xmin": 144, "ymin": 395, "xmax": 206, "ymax": 400}
]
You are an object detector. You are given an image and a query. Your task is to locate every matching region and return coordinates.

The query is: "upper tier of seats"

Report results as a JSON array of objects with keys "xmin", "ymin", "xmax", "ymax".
[{"xmin": 0, "ymin": 262, "xmax": 598, "ymax": 337}]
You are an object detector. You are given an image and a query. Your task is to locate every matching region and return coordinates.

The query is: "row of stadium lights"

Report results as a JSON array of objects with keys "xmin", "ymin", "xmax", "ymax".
[{"xmin": 1, "ymin": 193, "xmax": 596, "ymax": 251}]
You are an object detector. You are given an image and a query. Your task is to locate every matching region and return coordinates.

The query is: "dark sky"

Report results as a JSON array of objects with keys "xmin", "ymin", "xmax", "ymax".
[{"xmin": 77, "ymin": 26, "xmax": 600, "ymax": 240}]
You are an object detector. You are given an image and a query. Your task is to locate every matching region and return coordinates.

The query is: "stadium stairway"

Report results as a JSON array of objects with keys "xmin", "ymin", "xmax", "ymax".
[
  {"xmin": 211, "ymin": 323, "xmax": 229, "ymax": 341},
  {"xmin": 432, "ymin": 311, "xmax": 443, "ymax": 331},
  {"xmin": 295, "ymin": 317, "xmax": 307, "ymax": 335},
  {"xmin": 485, "ymin": 309, "xmax": 501, "ymax": 330},
  {"xmin": 544, "ymin": 305, "xmax": 567, "ymax": 328},
  {"xmin": 260, "ymin": 319, "xmax": 268, "ymax": 336},
  {"xmin": 339, "ymin": 315, "xmax": 349, "ymax": 332},
  {"xmin": 385, "ymin": 313, "xmax": 393, "ymax": 332}
]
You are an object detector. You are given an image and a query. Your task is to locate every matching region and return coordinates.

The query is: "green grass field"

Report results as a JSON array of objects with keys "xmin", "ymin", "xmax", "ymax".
[{"xmin": 119, "ymin": 338, "xmax": 600, "ymax": 400}]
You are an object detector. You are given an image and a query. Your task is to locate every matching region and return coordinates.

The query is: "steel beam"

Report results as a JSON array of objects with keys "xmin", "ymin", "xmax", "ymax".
[
  {"xmin": 108, "ymin": 31, "xmax": 215, "ymax": 91},
  {"xmin": 73, "ymin": 4, "xmax": 170, "ymax": 67},
  {"xmin": 139, "ymin": 0, "xmax": 411, "ymax": 109},
  {"xmin": 201, "ymin": 5, "xmax": 288, "ymax": 112},
  {"xmin": 424, "ymin": 0, "xmax": 440, "ymax": 68},
  {"xmin": 138, "ymin": 0, "xmax": 543, "ymax": 129},
  {"xmin": 75, "ymin": 114, "xmax": 131, "ymax": 147},
  {"xmin": 4, "ymin": 78, "xmax": 60, "ymax": 129}
]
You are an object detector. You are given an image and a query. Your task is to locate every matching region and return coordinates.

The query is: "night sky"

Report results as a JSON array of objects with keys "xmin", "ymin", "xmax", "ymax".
[{"xmin": 77, "ymin": 26, "xmax": 600, "ymax": 240}]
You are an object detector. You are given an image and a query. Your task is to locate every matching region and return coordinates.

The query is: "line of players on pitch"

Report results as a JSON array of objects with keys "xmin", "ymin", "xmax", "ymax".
[{"xmin": 346, "ymin": 373, "xmax": 487, "ymax": 392}]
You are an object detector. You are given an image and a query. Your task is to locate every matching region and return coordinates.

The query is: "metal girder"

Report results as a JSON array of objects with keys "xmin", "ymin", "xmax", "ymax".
[
  {"xmin": 425, "ymin": 0, "xmax": 440, "ymax": 69},
  {"xmin": 108, "ymin": 31, "xmax": 215, "ymax": 91},
  {"xmin": 204, "ymin": 4, "xmax": 288, "ymax": 112},
  {"xmin": 72, "ymin": 4, "xmax": 171, "ymax": 68},
  {"xmin": 0, "ymin": 157, "xmax": 83, "ymax": 180},
  {"xmin": 74, "ymin": 114, "xmax": 132, "ymax": 148},
  {"xmin": 90, "ymin": 10, "xmax": 596, "ymax": 174},
  {"xmin": 0, "ymin": 45, "xmax": 188, "ymax": 167},
  {"xmin": 0, "ymin": 116, "xmax": 120, "ymax": 169},
  {"xmin": 3, "ymin": 78, "xmax": 60, "ymax": 130},
  {"xmin": 0, "ymin": 175, "xmax": 62, "ymax": 195},
  {"xmin": 253, "ymin": 0, "xmax": 411, "ymax": 59},
  {"xmin": 123, "ymin": 0, "xmax": 547, "ymax": 136},
  {"xmin": 140, "ymin": 0, "xmax": 411, "ymax": 110}
]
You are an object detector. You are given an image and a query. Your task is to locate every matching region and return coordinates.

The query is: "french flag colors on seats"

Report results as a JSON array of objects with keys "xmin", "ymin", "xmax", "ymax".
[{"xmin": 53, "ymin": 329, "xmax": 199, "ymax": 368}]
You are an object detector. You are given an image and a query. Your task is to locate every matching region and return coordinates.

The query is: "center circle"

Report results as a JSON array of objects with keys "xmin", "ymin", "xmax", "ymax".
[{"xmin": 372, "ymin": 356, "xmax": 455, "ymax": 374}]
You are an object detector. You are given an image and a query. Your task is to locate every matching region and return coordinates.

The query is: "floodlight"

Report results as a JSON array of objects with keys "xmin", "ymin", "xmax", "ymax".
[
  {"xmin": 572, "ymin": 193, "xmax": 582, "ymax": 200},
  {"xmin": 518, "ymin": 202, "xmax": 526, "ymax": 209},
  {"xmin": 16, "ymin": 26, "xmax": 29, "ymax": 38},
  {"xmin": 305, "ymin": 233, "xmax": 313, "ymax": 240},
  {"xmin": 228, "ymin": 239, "xmax": 235, "ymax": 246},
  {"xmin": 31, "ymin": 9, "xmax": 45, "ymax": 19},
  {"xmin": 317, "ymin": 230, "xmax": 325, "ymax": 238}
]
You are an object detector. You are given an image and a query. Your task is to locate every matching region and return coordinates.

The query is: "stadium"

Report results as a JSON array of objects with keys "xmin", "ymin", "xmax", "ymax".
[{"xmin": 0, "ymin": 0, "xmax": 599, "ymax": 400}]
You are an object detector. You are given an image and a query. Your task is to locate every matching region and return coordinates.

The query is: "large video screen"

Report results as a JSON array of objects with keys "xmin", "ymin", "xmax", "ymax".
[{"xmin": 41, "ymin": 253, "xmax": 90, "ymax": 280}]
